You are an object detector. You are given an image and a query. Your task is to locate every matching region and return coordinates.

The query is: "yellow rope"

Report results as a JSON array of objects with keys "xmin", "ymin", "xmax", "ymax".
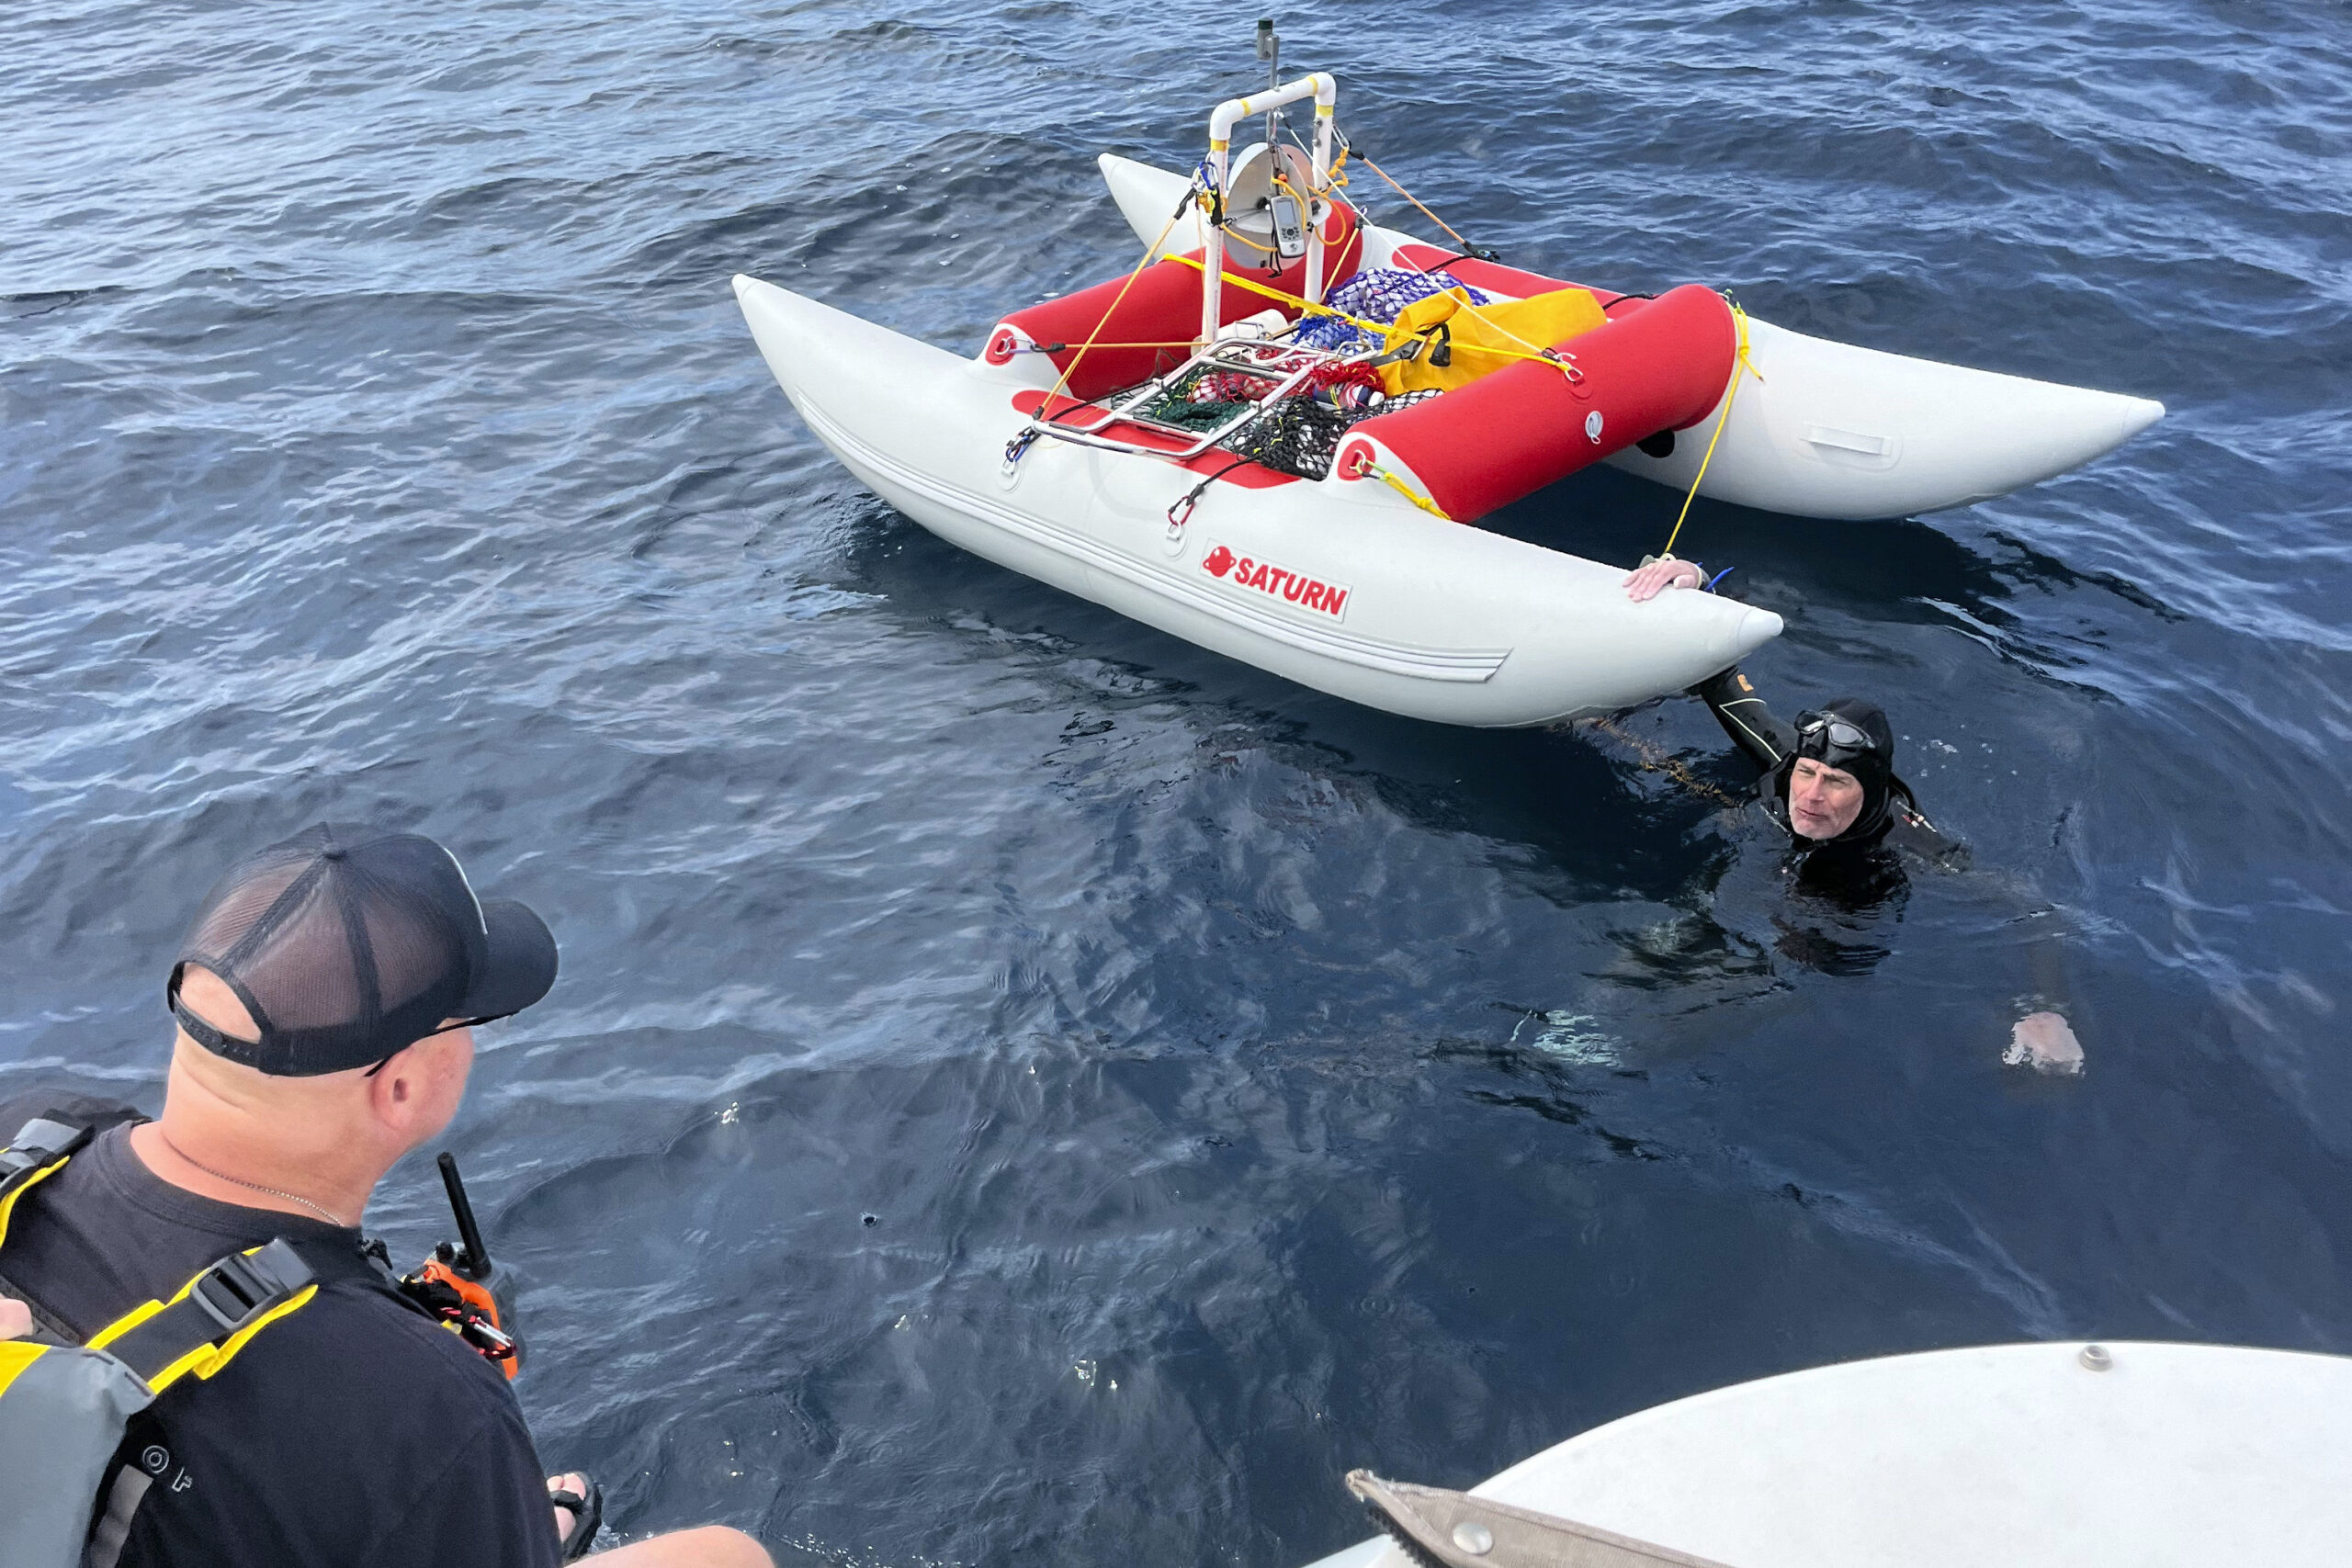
[
  {"xmin": 1356, "ymin": 459, "xmax": 1452, "ymax": 519},
  {"xmin": 1040, "ymin": 198, "xmax": 1194, "ymax": 413},
  {"xmin": 1271, "ymin": 165, "xmax": 1555, "ymax": 366},
  {"xmin": 1338, "ymin": 144, "xmax": 1618, "ymax": 377},
  {"xmin": 1383, "ymin": 247, "xmax": 1562, "ymax": 362},
  {"xmin": 1657, "ymin": 302, "xmax": 1763, "ymax": 561},
  {"xmin": 1331, "ymin": 439, "xmax": 1452, "ymax": 519},
  {"xmin": 1274, "ymin": 152, "xmax": 1561, "ymax": 367},
  {"xmin": 1165, "ymin": 254, "xmax": 1393, "ymax": 333}
]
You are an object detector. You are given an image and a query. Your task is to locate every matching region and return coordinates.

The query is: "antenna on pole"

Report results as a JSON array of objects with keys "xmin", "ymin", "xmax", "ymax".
[{"xmin": 1256, "ymin": 17, "xmax": 1281, "ymax": 152}]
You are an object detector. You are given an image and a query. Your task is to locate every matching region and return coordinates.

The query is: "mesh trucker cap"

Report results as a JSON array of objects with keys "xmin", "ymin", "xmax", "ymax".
[{"xmin": 167, "ymin": 823, "xmax": 559, "ymax": 1077}]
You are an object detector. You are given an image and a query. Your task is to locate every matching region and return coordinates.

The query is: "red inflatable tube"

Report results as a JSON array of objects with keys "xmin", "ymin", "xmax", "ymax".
[
  {"xmin": 985, "ymin": 207, "xmax": 1363, "ymax": 403},
  {"xmin": 1340, "ymin": 282, "xmax": 1736, "ymax": 523}
]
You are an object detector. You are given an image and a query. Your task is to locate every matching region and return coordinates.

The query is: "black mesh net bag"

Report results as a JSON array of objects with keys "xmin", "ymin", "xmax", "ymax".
[
  {"xmin": 1225, "ymin": 389, "xmax": 1445, "ymax": 480},
  {"xmin": 1227, "ymin": 395, "xmax": 1355, "ymax": 479}
]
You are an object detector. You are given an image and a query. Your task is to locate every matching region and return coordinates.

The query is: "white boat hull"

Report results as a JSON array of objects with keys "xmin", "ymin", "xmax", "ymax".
[
  {"xmin": 734, "ymin": 276, "xmax": 1781, "ymax": 727},
  {"xmin": 1102, "ymin": 153, "xmax": 2164, "ymax": 523},
  {"xmin": 1304, "ymin": 1341, "xmax": 2352, "ymax": 1568}
]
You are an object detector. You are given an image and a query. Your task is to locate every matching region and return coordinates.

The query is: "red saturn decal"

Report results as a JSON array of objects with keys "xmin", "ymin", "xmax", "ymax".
[{"xmin": 1200, "ymin": 544, "xmax": 1351, "ymax": 620}]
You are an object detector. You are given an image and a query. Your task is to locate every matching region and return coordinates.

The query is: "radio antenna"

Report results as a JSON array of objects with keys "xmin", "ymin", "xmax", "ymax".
[{"xmin": 436, "ymin": 1152, "xmax": 492, "ymax": 1280}]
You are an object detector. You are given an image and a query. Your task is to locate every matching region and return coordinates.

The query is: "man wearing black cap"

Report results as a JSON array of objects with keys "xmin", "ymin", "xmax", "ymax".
[{"xmin": 0, "ymin": 825, "xmax": 772, "ymax": 1568}]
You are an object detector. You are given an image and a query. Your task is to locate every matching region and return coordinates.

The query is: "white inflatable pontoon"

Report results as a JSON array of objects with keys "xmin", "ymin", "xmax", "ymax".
[{"xmin": 735, "ymin": 70, "xmax": 2161, "ymax": 727}]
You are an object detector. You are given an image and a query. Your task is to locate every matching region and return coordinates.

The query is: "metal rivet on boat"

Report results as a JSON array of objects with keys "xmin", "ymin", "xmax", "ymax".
[
  {"xmin": 2079, "ymin": 1344, "xmax": 2111, "ymax": 1371},
  {"xmin": 1451, "ymin": 1522, "xmax": 1494, "ymax": 1556},
  {"xmin": 1584, "ymin": 411, "xmax": 1604, "ymax": 444}
]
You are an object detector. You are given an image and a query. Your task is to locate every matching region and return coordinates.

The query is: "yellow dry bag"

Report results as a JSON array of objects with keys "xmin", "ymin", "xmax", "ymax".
[{"xmin": 1376, "ymin": 286, "xmax": 1609, "ymax": 396}]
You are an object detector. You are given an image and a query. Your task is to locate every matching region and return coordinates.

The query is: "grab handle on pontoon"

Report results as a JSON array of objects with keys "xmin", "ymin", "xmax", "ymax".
[{"xmin": 1202, "ymin": 72, "xmax": 1339, "ymax": 342}]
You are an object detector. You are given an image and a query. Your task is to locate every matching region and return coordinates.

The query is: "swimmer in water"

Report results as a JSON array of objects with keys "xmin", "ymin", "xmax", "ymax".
[
  {"xmin": 1623, "ymin": 556, "xmax": 2084, "ymax": 1072},
  {"xmin": 1627, "ymin": 556, "xmax": 1962, "ymax": 871}
]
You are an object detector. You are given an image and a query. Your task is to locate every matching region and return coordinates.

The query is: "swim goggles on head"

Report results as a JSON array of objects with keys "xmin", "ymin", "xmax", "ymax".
[{"xmin": 1792, "ymin": 711, "xmax": 1877, "ymax": 761}]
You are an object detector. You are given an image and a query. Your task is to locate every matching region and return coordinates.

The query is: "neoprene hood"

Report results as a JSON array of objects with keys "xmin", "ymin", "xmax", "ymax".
[{"xmin": 1781, "ymin": 697, "xmax": 1898, "ymax": 845}]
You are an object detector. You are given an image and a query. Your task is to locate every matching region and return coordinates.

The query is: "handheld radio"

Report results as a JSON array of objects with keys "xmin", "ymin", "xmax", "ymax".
[{"xmin": 399, "ymin": 1153, "xmax": 519, "ymax": 1378}]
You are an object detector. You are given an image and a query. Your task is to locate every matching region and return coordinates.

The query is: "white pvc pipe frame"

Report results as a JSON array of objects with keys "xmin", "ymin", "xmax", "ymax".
[{"xmin": 1199, "ymin": 73, "xmax": 1339, "ymax": 345}]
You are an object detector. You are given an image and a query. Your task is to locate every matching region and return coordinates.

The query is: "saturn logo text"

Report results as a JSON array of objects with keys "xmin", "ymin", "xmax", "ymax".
[{"xmin": 1200, "ymin": 545, "xmax": 1351, "ymax": 620}]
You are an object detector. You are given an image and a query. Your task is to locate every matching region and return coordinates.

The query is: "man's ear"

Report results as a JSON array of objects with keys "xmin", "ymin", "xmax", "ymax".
[
  {"xmin": 364, "ymin": 1032, "xmax": 458, "ymax": 1133},
  {"xmin": 365, "ymin": 1042, "xmax": 426, "ymax": 1129}
]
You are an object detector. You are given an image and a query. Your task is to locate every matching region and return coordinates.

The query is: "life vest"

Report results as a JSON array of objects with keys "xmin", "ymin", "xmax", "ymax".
[
  {"xmin": 0, "ymin": 1111, "xmax": 538, "ymax": 1566},
  {"xmin": 0, "ymin": 1115, "xmax": 328, "ymax": 1568}
]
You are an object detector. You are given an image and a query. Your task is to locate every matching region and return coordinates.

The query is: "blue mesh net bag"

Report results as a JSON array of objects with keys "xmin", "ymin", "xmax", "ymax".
[{"xmin": 1292, "ymin": 267, "xmax": 1492, "ymax": 352}]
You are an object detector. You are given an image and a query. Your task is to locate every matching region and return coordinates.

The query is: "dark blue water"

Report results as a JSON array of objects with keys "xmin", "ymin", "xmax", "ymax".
[{"xmin": 6, "ymin": 0, "xmax": 2349, "ymax": 1560}]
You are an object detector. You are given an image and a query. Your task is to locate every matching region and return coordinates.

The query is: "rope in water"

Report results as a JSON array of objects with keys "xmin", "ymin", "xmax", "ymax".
[{"xmin": 1581, "ymin": 715, "xmax": 1746, "ymax": 808}]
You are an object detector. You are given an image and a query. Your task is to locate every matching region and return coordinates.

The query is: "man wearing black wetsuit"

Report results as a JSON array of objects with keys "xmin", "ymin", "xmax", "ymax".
[
  {"xmin": 1693, "ymin": 668, "xmax": 1966, "ymax": 874},
  {"xmin": 1625, "ymin": 559, "xmax": 2084, "ymax": 1069},
  {"xmin": 0, "ymin": 824, "xmax": 773, "ymax": 1568}
]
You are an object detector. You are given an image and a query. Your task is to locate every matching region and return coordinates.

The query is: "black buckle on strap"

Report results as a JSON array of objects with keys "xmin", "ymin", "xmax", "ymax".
[
  {"xmin": 1, "ymin": 1117, "xmax": 93, "ymax": 1179},
  {"xmin": 187, "ymin": 1239, "xmax": 314, "ymax": 1334}
]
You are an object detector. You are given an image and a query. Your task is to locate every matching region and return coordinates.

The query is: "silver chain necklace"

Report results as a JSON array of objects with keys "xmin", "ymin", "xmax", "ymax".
[{"xmin": 156, "ymin": 1128, "xmax": 351, "ymax": 1229}]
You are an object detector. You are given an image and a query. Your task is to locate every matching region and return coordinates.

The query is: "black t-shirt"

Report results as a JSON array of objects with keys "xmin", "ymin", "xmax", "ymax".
[{"xmin": 0, "ymin": 1117, "xmax": 560, "ymax": 1568}]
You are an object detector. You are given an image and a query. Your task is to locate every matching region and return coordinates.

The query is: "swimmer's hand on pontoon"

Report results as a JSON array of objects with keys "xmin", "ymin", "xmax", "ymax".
[{"xmin": 1623, "ymin": 558, "xmax": 1706, "ymax": 602}]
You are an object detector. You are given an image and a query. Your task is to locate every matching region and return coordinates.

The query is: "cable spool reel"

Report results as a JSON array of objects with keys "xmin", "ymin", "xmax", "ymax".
[{"xmin": 1220, "ymin": 141, "xmax": 1316, "ymax": 266}]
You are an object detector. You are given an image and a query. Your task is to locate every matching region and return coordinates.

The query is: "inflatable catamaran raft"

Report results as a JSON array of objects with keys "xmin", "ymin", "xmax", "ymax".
[{"xmin": 734, "ymin": 72, "xmax": 2162, "ymax": 726}]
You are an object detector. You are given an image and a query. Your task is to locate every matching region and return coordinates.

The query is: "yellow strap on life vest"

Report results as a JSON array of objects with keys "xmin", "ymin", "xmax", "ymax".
[
  {"xmin": 0, "ymin": 1340, "xmax": 48, "ymax": 1399},
  {"xmin": 85, "ymin": 1248, "xmax": 319, "ymax": 1393},
  {"xmin": 0, "ymin": 1152, "xmax": 73, "ymax": 1252},
  {"xmin": 0, "ymin": 1134, "xmax": 320, "ymax": 1396}
]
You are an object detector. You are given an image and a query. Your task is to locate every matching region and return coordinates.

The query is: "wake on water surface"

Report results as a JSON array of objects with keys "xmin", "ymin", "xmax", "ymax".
[{"xmin": 2, "ymin": 2, "xmax": 2348, "ymax": 1562}]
